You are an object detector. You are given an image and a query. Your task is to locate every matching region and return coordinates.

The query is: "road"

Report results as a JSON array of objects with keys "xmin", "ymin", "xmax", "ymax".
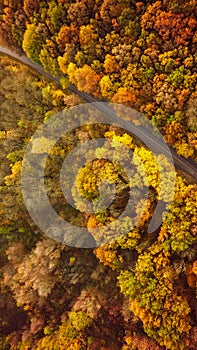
[{"xmin": 0, "ymin": 45, "xmax": 196, "ymax": 182}]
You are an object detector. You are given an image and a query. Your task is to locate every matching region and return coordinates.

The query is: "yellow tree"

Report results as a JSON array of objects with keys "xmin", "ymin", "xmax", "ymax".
[{"xmin": 67, "ymin": 63, "xmax": 101, "ymax": 96}]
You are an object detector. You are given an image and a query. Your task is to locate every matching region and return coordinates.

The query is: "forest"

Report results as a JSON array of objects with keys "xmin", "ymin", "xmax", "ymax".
[{"xmin": 0, "ymin": 0, "xmax": 197, "ymax": 349}]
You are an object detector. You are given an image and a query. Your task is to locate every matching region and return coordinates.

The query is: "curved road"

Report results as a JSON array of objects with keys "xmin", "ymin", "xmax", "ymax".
[{"xmin": 0, "ymin": 45, "xmax": 196, "ymax": 182}]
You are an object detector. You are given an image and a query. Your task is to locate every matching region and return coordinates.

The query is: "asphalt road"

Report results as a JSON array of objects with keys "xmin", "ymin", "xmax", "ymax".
[{"xmin": 0, "ymin": 45, "xmax": 196, "ymax": 182}]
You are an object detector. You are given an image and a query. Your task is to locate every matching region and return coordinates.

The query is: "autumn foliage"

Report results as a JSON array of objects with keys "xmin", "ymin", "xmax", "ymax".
[{"xmin": 0, "ymin": 1, "xmax": 197, "ymax": 350}]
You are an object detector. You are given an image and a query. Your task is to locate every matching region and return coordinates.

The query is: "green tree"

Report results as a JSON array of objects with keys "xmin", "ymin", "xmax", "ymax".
[
  {"xmin": 46, "ymin": 0, "xmax": 67, "ymax": 34},
  {"xmin": 22, "ymin": 23, "xmax": 49, "ymax": 63}
]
